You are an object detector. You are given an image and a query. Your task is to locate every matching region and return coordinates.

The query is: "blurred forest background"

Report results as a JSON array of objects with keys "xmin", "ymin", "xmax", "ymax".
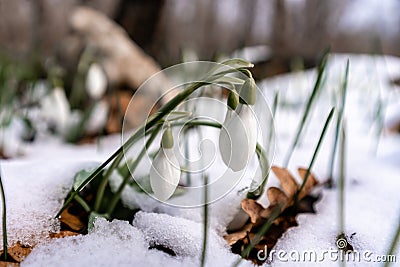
[
  {"xmin": 1, "ymin": 0, "xmax": 400, "ymax": 72},
  {"xmin": 1, "ymin": 0, "xmax": 400, "ymax": 154}
]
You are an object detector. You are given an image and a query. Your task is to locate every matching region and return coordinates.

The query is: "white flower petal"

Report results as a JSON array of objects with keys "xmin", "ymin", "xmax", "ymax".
[
  {"xmin": 41, "ymin": 87, "xmax": 70, "ymax": 134},
  {"xmin": 85, "ymin": 100, "xmax": 109, "ymax": 134},
  {"xmin": 150, "ymin": 148, "xmax": 181, "ymax": 201},
  {"xmin": 219, "ymin": 104, "xmax": 257, "ymax": 172},
  {"xmin": 86, "ymin": 63, "xmax": 107, "ymax": 100}
]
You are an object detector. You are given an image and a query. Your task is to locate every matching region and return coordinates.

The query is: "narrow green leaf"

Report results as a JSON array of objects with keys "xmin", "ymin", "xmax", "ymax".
[
  {"xmin": 283, "ymin": 51, "xmax": 329, "ymax": 167},
  {"xmin": 220, "ymin": 58, "xmax": 254, "ymax": 69},
  {"xmin": 338, "ymin": 120, "xmax": 346, "ymax": 234},
  {"xmin": 295, "ymin": 107, "xmax": 335, "ymax": 204},
  {"xmin": 327, "ymin": 60, "xmax": 349, "ymax": 187},
  {"xmin": 214, "ymin": 75, "xmax": 245, "ymax": 85},
  {"xmin": 73, "ymin": 169, "xmax": 94, "ymax": 191}
]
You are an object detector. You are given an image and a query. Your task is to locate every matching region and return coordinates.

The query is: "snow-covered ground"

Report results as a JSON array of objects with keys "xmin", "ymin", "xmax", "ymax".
[{"xmin": 1, "ymin": 54, "xmax": 400, "ymax": 266}]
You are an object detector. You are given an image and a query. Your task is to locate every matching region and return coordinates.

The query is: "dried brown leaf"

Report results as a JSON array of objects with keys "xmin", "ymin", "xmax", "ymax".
[
  {"xmin": 0, "ymin": 262, "xmax": 19, "ymax": 267},
  {"xmin": 267, "ymin": 187, "xmax": 289, "ymax": 207},
  {"xmin": 0, "ymin": 242, "xmax": 32, "ymax": 264},
  {"xmin": 224, "ymin": 224, "xmax": 252, "ymax": 246},
  {"xmin": 59, "ymin": 208, "xmax": 85, "ymax": 231},
  {"xmin": 271, "ymin": 166, "xmax": 298, "ymax": 198},
  {"xmin": 297, "ymin": 167, "xmax": 319, "ymax": 199},
  {"xmin": 7, "ymin": 243, "xmax": 32, "ymax": 263},
  {"xmin": 241, "ymin": 199, "xmax": 265, "ymax": 224},
  {"xmin": 227, "ymin": 166, "xmax": 320, "ymax": 264},
  {"xmin": 49, "ymin": 230, "xmax": 79, "ymax": 239}
]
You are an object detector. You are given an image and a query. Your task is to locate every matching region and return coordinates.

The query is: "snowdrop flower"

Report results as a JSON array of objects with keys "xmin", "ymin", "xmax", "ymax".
[
  {"xmin": 86, "ymin": 63, "xmax": 107, "ymax": 100},
  {"xmin": 84, "ymin": 100, "xmax": 109, "ymax": 135},
  {"xmin": 41, "ymin": 87, "xmax": 70, "ymax": 134},
  {"xmin": 219, "ymin": 78, "xmax": 257, "ymax": 172},
  {"xmin": 150, "ymin": 126, "xmax": 181, "ymax": 201}
]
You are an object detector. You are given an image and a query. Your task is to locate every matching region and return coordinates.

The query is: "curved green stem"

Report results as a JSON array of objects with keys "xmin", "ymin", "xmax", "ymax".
[
  {"xmin": 94, "ymin": 152, "xmax": 124, "ymax": 212},
  {"xmin": 74, "ymin": 194, "xmax": 91, "ymax": 213},
  {"xmin": 246, "ymin": 144, "xmax": 270, "ymax": 199},
  {"xmin": 106, "ymin": 126, "xmax": 161, "ymax": 216}
]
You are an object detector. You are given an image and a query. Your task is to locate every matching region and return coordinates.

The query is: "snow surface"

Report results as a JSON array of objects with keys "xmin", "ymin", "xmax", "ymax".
[{"xmin": 0, "ymin": 54, "xmax": 399, "ymax": 266}]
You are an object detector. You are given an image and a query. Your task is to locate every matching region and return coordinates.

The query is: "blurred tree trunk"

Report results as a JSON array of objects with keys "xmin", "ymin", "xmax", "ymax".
[
  {"xmin": 115, "ymin": 0, "xmax": 165, "ymax": 53},
  {"xmin": 271, "ymin": 0, "xmax": 287, "ymax": 59}
]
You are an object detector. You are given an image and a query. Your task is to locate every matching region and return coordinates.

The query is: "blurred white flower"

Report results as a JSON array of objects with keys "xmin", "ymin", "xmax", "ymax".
[
  {"xmin": 41, "ymin": 87, "xmax": 70, "ymax": 134},
  {"xmin": 85, "ymin": 100, "xmax": 109, "ymax": 135},
  {"xmin": 150, "ymin": 127, "xmax": 181, "ymax": 201},
  {"xmin": 219, "ymin": 103, "xmax": 257, "ymax": 172},
  {"xmin": 86, "ymin": 63, "xmax": 107, "ymax": 100}
]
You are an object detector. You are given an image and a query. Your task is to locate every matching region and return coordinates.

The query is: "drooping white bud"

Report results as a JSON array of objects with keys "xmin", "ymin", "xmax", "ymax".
[
  {"xmin": 86, "ymin": 63, "xmax": 107, "ymax": 100},
  {"xmin": 150, "ymin": 127, "xmax": 181, "ymax": 201},
  {"xmin": 219, "ymin": 104, "xmax": 257, "ymax": 172},
  {"xmin": 41, "ymin": 87, "xmax": 70, "ymax": 134}
]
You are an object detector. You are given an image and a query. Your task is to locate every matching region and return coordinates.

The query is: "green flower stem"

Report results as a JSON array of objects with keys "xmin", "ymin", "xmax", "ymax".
[
  {"xmin": 94, "ymin": 152, "xmax": 124, "ymax": 212},
  {"xmin": 200, "ymin": 175, "xmax": 209, "ymax": 267},
  {"xmin": 55, "ymin": 127, "xmax": 145, "ymax": 218},
  {"xmin": 246, "ymin": 144, "xmax": 270, "ymax": 199},
  {"xmin": 0, "ymin": 166, "xmax": 8, "ymax": 261},
  {"xmin": 106, "ymin": 126, "xmax": 161, "ymax": 217},
  {"xmin": 74, "ymin": 194, "xmax": 91, "ymax": 213}
]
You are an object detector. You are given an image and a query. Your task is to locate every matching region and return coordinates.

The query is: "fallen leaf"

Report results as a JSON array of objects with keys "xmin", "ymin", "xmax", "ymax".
[
  {"xmin": 241, "ymin": 199, "xmax": 265, "ymax": 224},
  {"xmin": 49, "ymin": 230, "xmax": 79, "ymax": 239},
  {"xmin": 267, "ymin": 187, "xmax": 289, "ymax": 207},
  {"xmin": 0, "ymin": 262, "xmax": 18, "ymax": 267},
  {"xmin": 59, "ymin": 207, "xmax": 85, "ymax": 231},
  {"xmin": 0, "ymin": 242, "xmax": 32, "ymax": 265},
  {"xmin": 6, "ymin": 243, "xmax": 32, "ymax": 263},
  {"xmin": 224, "ymin": 224, "xmax": 252, "ymax": 246},
  {"xmin": 297, "ymin": 167, "xmax": 319, "ymax": 199},
  {"xmin": 271, "ymin": 166, "xmax": 298, "ymax": 198},
  {"xmin": 226, "ymin": 166, "xmax": 320, "ymax": 265}
]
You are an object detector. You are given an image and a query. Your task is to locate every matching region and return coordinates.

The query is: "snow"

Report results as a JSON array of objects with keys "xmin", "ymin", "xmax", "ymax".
[
  {"xmin": 0, "ymin": 53, "xmax": 399, "ymax": 266},
  {"xmin": 0, "ymin": 159, "xmax": 99, "ymax": 248},
  {"xmin": 22, "ymin": 216, "xmax": 251, "ymax": 267}
]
